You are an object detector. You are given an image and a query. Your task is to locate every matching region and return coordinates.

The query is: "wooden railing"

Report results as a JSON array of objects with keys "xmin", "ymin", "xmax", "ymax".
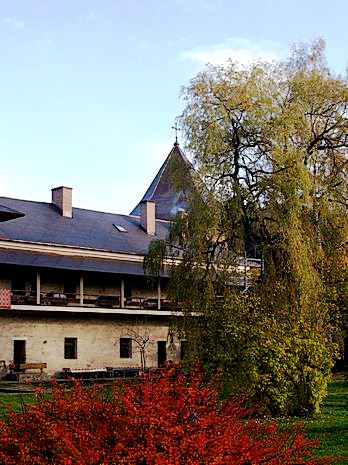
[{"xmin": 9, "ymin": 290, "xmax": 177, "ymax": 311}]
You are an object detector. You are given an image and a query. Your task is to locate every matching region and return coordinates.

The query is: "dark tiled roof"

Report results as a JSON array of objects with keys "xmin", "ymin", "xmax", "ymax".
[
  {"xmin": 0, "ymin": 197, "xmax": 169, "ymax": 255},
  {"xmin": 0, "ymin": 249, "xmax": 169, "ymax": 276},
  {"xmin": 0, "ymin": 204, "xmax": 25, "ymax": 222},
  {"xmin": 130, "ymin": 143, "xmax": 192, "ymax": 220}
]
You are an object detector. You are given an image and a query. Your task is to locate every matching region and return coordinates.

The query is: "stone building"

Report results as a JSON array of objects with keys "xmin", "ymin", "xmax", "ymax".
[{"xmin": 0, "ymin": 142, "xmax": 190, "ymax": 376}]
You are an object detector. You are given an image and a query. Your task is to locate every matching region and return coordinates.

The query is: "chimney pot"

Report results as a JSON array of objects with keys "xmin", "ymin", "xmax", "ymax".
[
  {"xmin": 140, "ymin": 200, "xmax": 156, "ymax": 235},
  {"xmin": 51, "ymin": 186, "xmax": 73, "ymax": 218}
]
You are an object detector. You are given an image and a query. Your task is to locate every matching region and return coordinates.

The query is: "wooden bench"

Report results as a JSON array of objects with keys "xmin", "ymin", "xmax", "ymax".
[{"xmin": 20, "ymin": 362, "xmax": 47, "ymax": 373}]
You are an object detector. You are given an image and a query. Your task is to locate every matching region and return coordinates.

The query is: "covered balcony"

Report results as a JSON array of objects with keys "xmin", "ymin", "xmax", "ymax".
[{"xmin": 1, "ymin": 265, "xmax": 176, "ymax": 314}]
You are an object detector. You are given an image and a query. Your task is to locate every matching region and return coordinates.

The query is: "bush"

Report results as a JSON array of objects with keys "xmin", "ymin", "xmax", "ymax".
[{"xmin": 0, "ymin": 366, "xmax": 336, "ymax": 465}]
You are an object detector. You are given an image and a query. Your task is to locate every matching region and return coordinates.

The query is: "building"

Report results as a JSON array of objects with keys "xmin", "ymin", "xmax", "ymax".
[{"xmin": 0, "ymin": 142, "xmax": 190, "ymax": 377}]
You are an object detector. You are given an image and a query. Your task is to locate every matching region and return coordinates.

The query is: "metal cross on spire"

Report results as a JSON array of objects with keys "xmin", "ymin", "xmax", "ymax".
[{"xmin": 171, "ymin": 122, "xmax": 181, "ymax": 145}]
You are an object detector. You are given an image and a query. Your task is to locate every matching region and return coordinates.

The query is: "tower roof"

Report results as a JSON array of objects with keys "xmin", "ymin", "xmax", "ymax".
[{"xmin": 130, "ymin": 142, "xmax": 191, "ymax": 221}]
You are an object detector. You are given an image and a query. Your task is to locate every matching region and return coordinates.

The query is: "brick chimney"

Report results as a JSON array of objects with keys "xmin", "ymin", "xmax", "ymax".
[
  {"xmin": 140, "ymin": 200, "xmax": 156, "ymax": 235},
  {"xmin": 51, "ymin": 186, "xmax": 73, "ymax": 218}
]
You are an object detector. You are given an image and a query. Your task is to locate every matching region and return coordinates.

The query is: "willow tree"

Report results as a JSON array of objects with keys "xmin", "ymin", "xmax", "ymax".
[{"xmin": 145, "ymin": 40, "xmax": 348, "ymax": 415}]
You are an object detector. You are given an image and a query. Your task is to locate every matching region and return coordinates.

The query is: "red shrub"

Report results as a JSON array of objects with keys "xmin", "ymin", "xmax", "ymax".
[{"xmin": 0, "ymin": 366, "xmax": 336, "ymax": 465}]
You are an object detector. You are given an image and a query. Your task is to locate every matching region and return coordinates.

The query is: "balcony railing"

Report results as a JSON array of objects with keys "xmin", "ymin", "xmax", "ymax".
[{"xmin": 10, "ymin": 290, "xmax": 177, "ymax": 311}]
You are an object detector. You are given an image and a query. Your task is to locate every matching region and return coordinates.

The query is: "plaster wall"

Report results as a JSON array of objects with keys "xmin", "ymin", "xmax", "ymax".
[{"xmin": 0, "ymin": 314, "xmax": 178, "ymax": 375}]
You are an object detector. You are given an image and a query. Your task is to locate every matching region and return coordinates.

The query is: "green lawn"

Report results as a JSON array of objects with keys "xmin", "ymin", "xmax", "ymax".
[
  {"xmin": 303, "ymin": 376, "xmax": 348, "ymax": 464},
  {"xmin": 0, "ymin": 392, "xmax": 36, "ymax": 417}
]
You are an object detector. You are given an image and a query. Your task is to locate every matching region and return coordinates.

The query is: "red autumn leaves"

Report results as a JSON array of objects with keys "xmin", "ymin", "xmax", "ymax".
[{"xmin": 0, "ymin": 367, "xmax": 335, "ymax": 465}]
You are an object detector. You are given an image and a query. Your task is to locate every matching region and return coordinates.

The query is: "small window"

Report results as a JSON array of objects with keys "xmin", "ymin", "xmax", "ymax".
[
  {"xmin": 113, "ymin": 224, "xmax": 127, "ymax": 233},
  {"xmin": 180, "ymin": 340, "xmax": 188, "ymax": 361},
  {"xmin": 120, "ymin": 338, "xmax": 132, "ymax": 358},
  {"xmin": 157, "ymin": 341, "xmax": 167, "ymax": 367},
  {"xmin": 64, "ymin": 338, "xmax": 77, "ymax": 359}
]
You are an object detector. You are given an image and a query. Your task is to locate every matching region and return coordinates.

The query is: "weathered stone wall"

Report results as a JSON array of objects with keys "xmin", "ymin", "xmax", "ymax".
[{"xmin": 0, "ymin": 313, "xmax": 179, "ymax": 376}]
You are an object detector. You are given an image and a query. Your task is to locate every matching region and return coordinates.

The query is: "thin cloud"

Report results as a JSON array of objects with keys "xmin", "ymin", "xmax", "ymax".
[
  {"xmin": 181, "ymin": 37, "xmax": 286, "ymax": 67},
  {"xmin": 1, "ymin": 17, "xmax": 26, "ymax": 30}
]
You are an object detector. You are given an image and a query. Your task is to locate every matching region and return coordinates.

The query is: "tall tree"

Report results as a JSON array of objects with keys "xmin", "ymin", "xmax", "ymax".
[{"xmin": 145, "ymin": 40, "xmax": 348, "ymax": 415}]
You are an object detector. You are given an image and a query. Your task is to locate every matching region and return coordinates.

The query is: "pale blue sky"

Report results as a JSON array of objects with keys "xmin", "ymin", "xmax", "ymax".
[{"xmin": 0, "ymin": 0, "xmax": 347, "ymax": 214}]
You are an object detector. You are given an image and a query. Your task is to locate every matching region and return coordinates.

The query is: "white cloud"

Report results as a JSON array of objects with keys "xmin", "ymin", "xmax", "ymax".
[
  {"xmin": 181, "ymin": 37, "xmax": 286, "ymax": 67},
  {"xmin": 1, "ymin": 17, "xmax": 26, "ymax": 30}
]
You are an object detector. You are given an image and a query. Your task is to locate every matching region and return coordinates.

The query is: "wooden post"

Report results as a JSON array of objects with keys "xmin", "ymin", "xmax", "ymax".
[
  {"xmin": 157, "ymin": 278, "xmax": 161, "ymax": 310},
  {"xmin": 36, "ymin": 270, "xmax": 40, "ymax": 305},
  {"xmin": 79, "ymin": 274, "xmax": 84, "ymax": 306},
  {"xmin": 121, "ymin": 279, "xmax": 125, "ymax": 308}
]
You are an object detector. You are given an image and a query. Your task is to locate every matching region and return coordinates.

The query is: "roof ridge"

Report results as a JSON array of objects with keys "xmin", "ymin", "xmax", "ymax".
[
  {"xmin": 138, "ymin": 146, "xmax": 174, "ymax": 203},
  {"xmin": 0, "ymin": 196, "xmax": 170, "ymax": 222}
]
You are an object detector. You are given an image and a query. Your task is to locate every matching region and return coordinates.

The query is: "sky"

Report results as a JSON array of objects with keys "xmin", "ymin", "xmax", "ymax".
[{"xmin": 0, "ymin": 0, "xmax": 347, "ymax": 215}]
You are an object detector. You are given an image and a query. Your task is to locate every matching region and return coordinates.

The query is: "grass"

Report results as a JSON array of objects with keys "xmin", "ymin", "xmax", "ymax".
[
  {"xmin": 303, "ymin": 374, "xmax": 348, "ymax": 464},
  {"xmin": 0, "ymin": 392, "xmax": 36, "ymax": 417}
]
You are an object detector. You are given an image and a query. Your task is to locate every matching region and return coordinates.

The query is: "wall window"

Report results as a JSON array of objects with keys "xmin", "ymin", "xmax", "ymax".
[
  {"xmin": 180, "ymin": 340, "xmax": 188, "ymax": 361},
  {"xmin": 64, "ymin": 338, "xmax": 77, "ymax": 359},
  {"xmin": 157, "ymin": 341, "xmax": 167, "ymax": 367},
  {"xmin": 120, "ymin": 338, "xmax": 132, "ymax": 358}
]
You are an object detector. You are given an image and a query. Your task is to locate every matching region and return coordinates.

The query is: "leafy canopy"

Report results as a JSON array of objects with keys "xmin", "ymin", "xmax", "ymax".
[{"xmin": 145, "ymin": 39, "xmax": 348, "ymax": 416}]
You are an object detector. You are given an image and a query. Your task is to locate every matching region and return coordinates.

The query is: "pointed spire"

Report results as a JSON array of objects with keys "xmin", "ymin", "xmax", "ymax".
[{"xmin": 130, "ymin": 143, "xmax": 191, "ymax": 221}]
